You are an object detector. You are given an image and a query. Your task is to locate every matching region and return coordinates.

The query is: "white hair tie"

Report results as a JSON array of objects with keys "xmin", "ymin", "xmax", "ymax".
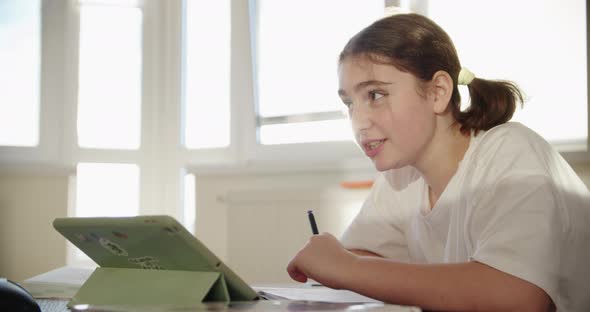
[{"xmin": 458, "ymin": 67, "xmax": 475, "ymax": 85}]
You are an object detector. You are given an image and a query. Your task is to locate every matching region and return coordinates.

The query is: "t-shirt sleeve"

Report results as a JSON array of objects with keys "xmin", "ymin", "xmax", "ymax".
[
  {"xmin": 469, "ymin": 173, "xmax": 562, "ymax": 305},
  {"xmin": 340, "ymin": 173, "xmax": 412, "ymax": 261}
]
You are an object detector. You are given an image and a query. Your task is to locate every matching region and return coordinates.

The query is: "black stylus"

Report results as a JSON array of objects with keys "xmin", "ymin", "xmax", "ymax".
[{"xmin": 307, "ymin": 210, "xmax": 319, "ymax": 235}]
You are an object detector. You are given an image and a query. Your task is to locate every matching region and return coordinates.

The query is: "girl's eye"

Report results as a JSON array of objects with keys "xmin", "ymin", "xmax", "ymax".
[{"xmin": 369, "ymin": 91, "xmax": 385, "ymax": 101}]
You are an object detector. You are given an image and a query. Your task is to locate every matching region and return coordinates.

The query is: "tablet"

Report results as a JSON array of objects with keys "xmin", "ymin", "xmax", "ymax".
[{"xmin": 53, "ymin": 215, "xmax": 259, "ymax": 301}]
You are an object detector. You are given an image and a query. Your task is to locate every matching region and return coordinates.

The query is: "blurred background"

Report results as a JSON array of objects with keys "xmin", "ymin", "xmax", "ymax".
[{"xmin": 0, "ymin": 0, "xmax": 588, "ymax": 284}]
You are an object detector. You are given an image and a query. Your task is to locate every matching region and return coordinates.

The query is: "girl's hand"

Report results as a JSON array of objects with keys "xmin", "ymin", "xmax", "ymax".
[{"xmin": 286, "ymin": 233, "xmax": 357, "ymax": 289}]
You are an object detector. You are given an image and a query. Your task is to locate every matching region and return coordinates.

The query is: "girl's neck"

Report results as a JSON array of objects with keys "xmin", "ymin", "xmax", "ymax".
[{"xmin": 416, "ymin": 123, "xmax": 471, "ymax": 209}]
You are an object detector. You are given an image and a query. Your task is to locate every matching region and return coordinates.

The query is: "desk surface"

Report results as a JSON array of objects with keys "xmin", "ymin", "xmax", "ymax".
[
  {"xmin": 38, "ymin": 299, "xmax": 419, "ymax": 312},
  {"xmin": 27, "ymin": 267, "xmax": 421, "ymax": 312}
]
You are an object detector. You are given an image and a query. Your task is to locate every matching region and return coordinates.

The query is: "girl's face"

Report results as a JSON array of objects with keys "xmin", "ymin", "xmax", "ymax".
[{"xmin": 338, "ymin": 56, "xmax": 438, "ymax": 171}]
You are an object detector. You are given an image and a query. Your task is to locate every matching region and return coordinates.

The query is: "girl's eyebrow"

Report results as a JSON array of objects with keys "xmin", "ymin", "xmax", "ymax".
[{"xmin": 338, "ymin": 80, "xmax": 392, "ymax": 97}]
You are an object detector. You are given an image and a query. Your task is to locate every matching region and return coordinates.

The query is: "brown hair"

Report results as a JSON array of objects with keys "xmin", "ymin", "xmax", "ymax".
[{"xmin": 339, "ymin": 13, "xmax": 524, "ymax": 134}]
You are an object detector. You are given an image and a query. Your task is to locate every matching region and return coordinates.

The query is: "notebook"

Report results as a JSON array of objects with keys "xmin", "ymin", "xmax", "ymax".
[{"xmin": 53, "ymin": 215, "xmax": 259, "ymax": 306}]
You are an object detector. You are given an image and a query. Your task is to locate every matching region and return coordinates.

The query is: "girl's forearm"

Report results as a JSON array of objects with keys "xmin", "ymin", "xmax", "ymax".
[{"xmin": 340, "ymin": 257, "xmax": 552, "ymax": 312}]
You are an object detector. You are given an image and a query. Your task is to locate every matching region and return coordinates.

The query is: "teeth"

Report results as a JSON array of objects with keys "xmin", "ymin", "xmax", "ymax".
[{"xmin": 367, "ymin": 140, "xmax": 384, "ymax": 149}]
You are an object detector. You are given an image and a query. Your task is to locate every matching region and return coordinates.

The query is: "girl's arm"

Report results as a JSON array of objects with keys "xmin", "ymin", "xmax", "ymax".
[
  {"xmin": 287, "ymin": 233, "xmax": 553, "ymax": 312},
  {"xmin": 349, "ymin": 257, "xmax": 552, "ymax": 312}
]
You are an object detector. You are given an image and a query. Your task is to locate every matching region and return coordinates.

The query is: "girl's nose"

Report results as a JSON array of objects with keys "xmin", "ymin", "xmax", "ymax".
[{"xmin": 350, "ymin": 105, "xmax": 372, "ymax": 132}]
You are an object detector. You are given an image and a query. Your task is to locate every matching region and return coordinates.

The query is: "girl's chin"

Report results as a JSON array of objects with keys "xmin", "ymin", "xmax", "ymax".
[
  {"xmin": 372, "ymin": 158, "xmax": 405, "ymax": 172},
  {"xmin": 372, "ymin": 160, "xmax": 393, "ymax": 172}
]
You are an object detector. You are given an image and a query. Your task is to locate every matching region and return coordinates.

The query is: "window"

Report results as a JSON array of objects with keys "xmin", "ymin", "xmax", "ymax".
[
  {"xmin": 183, "ymin": 0, "xmax": 231, "ymax": 149},
  {"xmin": 76, "ymin": 163, "xmax": 140, "ymax": 217},
  {"xmin": 77, "ymin": 3, "xmax": 142, "ymax": 150},
  {"xmin": 72, "ymin": 1, "xmax": 145, "ymax": 223},
  {"xmin": 0, "ymin": 0, "xmax": 41, "ymax": 147},
  {"xmin": 428, "ymin": 0, "xmax": 587, "ymax": 149},
  {"xmin": 1, "ymin": 0, "xmax": 588, "ymax": 228},
  {"xmin": 252, "ymin": 0, "xmax": 385, "ymax": 145}
]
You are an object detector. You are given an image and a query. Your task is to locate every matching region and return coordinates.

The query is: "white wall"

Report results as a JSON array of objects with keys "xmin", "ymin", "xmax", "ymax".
[
  {"xmin": 194, "ymin": 163, "xmax": 590, "ymax": 284},
  {"xmin": 0, "ymin": 174, "xmax": 68, "ymax": 282},
  {"xmin": 0, "ymin": 163, "xmax": 589, "ymax": 283},
  {"xmin": 193, "ymin": 169, "xmax": 374, "ymax": 284}
]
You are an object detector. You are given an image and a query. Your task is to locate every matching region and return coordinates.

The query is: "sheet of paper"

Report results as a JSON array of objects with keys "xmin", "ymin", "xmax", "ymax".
[
  {"xmin": 255, "ymin": 285, "xmax": 380, "ymax": 303},
  {"xmin": 254, "ymin": 286, "xmax": 420, "ymax": 311}
]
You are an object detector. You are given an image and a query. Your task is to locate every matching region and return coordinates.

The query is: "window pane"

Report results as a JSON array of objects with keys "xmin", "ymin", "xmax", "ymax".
[
  {"xmin": 76, "ymin": 163, "xmax": 140, "ymax": 217},
  {"xmin": 260, "ymin": 119, "xmax": 353, "ymax": 145},
  {"xmin": 77, "ymin": 5, "xmax": 142, "ymax": 149},
  {"xmin": 429, "ymin": 0, "xmax": 587, "ymax": 144},
  {"xmin": 254, "ymin": 0, "xmax": 384, "ymax": 118},
  {"xmin": 184, "ymin": 0, "xmax": 230, "ymax": 149},
  {"xmin": 0, "ymin": 0, "xmax": 40, "ymax": 146}
]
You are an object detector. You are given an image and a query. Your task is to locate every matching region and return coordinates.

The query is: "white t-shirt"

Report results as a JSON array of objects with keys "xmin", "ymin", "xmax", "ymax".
[{"xmin": 341, "ymin": 122, "xmax": 590, "ymax": 311}]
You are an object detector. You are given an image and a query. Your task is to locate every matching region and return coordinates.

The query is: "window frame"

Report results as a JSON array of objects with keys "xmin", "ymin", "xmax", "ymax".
[
  {"xmin": 0, "ymin": 0, "xmax": 584, "ymax": 269},
  {"xmin": 184, "ymin": 0, "xmax": 372, "ymax": 173},
  {"xmin": 0, "ymin": 0, "xmax": 62, "ymax": 168},
  {"xmin": 0, "ymin": 0, "xmax": 588, "ymax": 203},
  {"xmin": 60, "ymin": 0, "xmax": 186, "ymax": 219},
  {"xmin": 224, "ymin": 0, "xmax": 588, "ymax": 171}
]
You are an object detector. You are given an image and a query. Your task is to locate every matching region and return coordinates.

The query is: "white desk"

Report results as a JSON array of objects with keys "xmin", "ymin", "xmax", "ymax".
[{"xmin": 25, "ymin": 267, "xmax": 421, "ymax": 312}]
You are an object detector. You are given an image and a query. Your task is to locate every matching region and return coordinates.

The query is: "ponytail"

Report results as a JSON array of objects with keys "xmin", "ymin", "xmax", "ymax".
[{"xmin": 453, "ymin": 78, "xmax": 524, "ymax": 135}]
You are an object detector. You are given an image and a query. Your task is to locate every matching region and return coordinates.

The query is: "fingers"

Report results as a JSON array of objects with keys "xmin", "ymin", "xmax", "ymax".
[
  {"xmin": 289, "ymin": 268, "xmax": 308, "ymax": 283},
  {"xmin": 287, "ymin": 259, "xmax": 308, "ymax": 283},
  {"xmin": 286, "ymin": 233, "xmax": 343, "ymax": 284}
]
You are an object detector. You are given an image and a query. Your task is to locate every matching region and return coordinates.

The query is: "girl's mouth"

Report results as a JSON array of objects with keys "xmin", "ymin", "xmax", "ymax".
[
  {"xmin": 366, "ymin": 139, "xmax": 386, "ymax": 150},
  {"xmin": 364, "ymin": 139, "xmax": 386, "ymax": 157}
]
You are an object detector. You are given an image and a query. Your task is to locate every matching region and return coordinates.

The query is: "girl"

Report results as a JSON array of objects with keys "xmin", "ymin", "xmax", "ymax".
[{"xmin": 287, "ymin": 13, "xmax": 590, "ymax": 312}]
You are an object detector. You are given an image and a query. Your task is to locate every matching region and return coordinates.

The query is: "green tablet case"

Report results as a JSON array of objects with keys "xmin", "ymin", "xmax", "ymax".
[
  {"xmin": 69, "ymin": 268, "xmax": 229, "ymax": 307},
  {"xmin": 53, "ymin": 215, "xmax": 259, "ymax": 308}
]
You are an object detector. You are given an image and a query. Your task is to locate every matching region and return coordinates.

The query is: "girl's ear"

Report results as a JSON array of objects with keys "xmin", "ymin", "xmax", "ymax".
[{"xmin": 430, "ymin": 70, "xmax": 454, "ymax": 114}]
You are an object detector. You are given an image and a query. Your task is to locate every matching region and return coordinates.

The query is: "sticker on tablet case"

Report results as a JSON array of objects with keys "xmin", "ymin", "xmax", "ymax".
[
  {"xmin": 76, "ymin": 233, "xmax": 90, "ymax": 242},
  {"xmin": 99, "ymin": 237, "xmax": 128, "ymax": 256},
  {"xmin": 163, "ymin": 226, "xmax": 180, "ymax": 235},
  {"xmin": 128, "ymin": 256, "xmax": 154, "ymax": 264},
  {"xmin": 112, "ymin": 231, "xmax": 128, "ymax": 239},
  {"xmin": 129, "ymin": 256, "xmax": 164, "ymax": 270},
  {"xmin": 89, "ymin": 233, "xmax": 100, "ymax": 241}
]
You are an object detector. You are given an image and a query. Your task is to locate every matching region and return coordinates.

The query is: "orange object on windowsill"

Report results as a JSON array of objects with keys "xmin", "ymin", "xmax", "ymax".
[{"xmin": 340, "ymin": 180, "xmax": 374, "ymax": 189}]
